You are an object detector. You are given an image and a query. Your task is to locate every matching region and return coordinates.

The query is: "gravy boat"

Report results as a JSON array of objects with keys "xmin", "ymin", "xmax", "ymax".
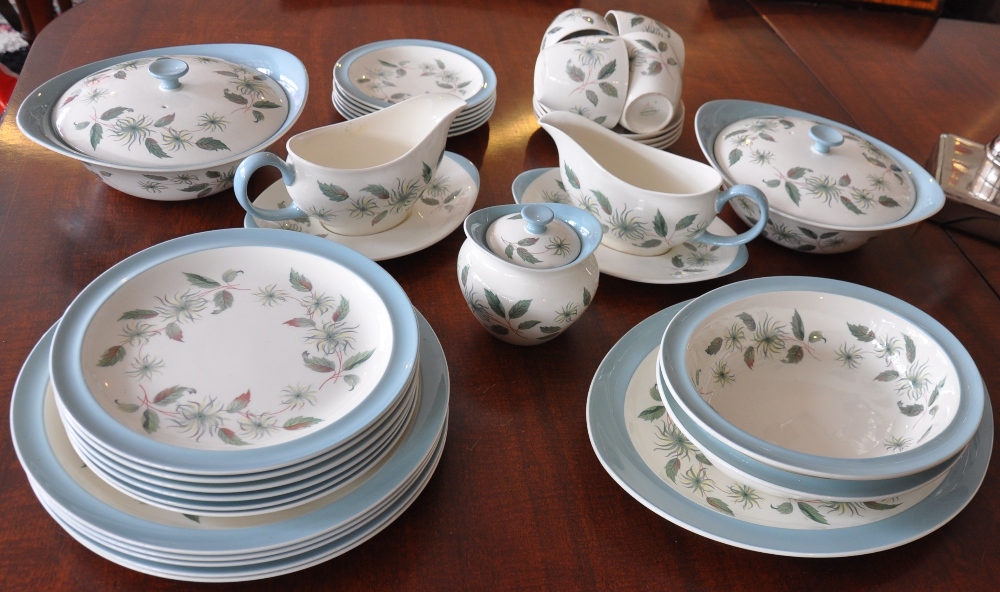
[
  {"xmin": 538, "ymin": 111, "xmax": 768, "ymax": 256},
  {"xmin": 236, "ymin": 94, "xmax": 466, "ymax": 236}
]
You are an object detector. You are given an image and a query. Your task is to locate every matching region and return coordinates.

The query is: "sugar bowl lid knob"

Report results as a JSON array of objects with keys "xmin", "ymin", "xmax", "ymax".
[{"xmin": 486, "ymin": 204, "xmax": 583, "ymax": 269}]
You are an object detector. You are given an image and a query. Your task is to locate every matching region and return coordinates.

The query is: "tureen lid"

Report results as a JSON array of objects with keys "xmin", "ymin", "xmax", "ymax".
[
  {"xmin": 486, "ymin": 204, "xmax": 582, "ymax": 268},
  {"xmin": 52, "ymin": 55, "xmax": 289, "ymax": 167},
  {"xmin": 714, "ymin": 116, "xmax": 916, "ymax": 227}
]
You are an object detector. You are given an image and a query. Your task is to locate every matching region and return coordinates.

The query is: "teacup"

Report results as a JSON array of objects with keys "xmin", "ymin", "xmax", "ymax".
[
  {"xmin": 235, "ymin": 93, "xmax": 465, "ymax": 236},
  {"xmin": 605, "ymin": 10, "xmax": 685, "ymax": 68},
  {"xmin": 620, "ymin": 33, "xmax": 683, "ymax": 134},
  {"xmin": 540, "ymin": 8, "xmax": 615, "ymax": 50},
  {"xmin": 534, "ymin": 36, "xmax": 628, "ymax": 129},
  {"xmin": 539, "ymin": 111, "xmax": 769, "ymax": 256}
]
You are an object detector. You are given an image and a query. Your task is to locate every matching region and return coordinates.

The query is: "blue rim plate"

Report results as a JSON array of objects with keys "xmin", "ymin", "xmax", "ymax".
[
  {"xmin": 661, "ymin": 277, "xmax": 985, "ymax": 481},
  {"xmin": 587, "ymin": 302, "xmax": 992, "ymax": 557},
  {"xmin": 334, "ymin": 39, "xmax": 496, "ymax": 111},
  {"xmin": 12, "ymin": 309, "xmax": 449, "ymax": 558},
  {"xmin": 49, "ymin": 229, "xmax": 419, "ymax": 475},
  {"xmin": 17, "ymin": 44, "xmax": 308, "ymax": 172}
]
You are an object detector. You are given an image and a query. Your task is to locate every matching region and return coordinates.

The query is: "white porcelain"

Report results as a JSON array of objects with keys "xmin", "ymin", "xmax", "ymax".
[
  {"xmin": 245, "ymin": 151, "xmax": 479, "ymax": 261},
  {"xmin": 657, "ymin": 356, "xmax": 961, "ymax": 502},
  {"xmin": 587, "ymin": 302, "xmax": 992, "ymax": 556},
  {"xmin": 605, "ymin": 10, "xmax": 685, "ymax": 67},
  {"xmin": 661, "ymin": 277, "xmax": 984, "ymax": 480},
  {"xmin": 50, "ymin": 229, "xmax": 419, "ymax": 477},
  {"xmin": 534, "ymin": 97, "xmax": 684, "ymax": 149},
  {"xmin": 512, "ymin": 168, "xmax": 748, "ymax": 284},
  {"xmin": 458, "ymin": 204, "xmax": 602, "ymax": 345},
  {"xmin": 53, "ymin": 55, "xmax": 288, "ymax": 168},
  {"xmin": 538, "ymin": 111, "xmax": 768, "ymax": 256},
  {"xmin": 17, "ymin": 44, "xmax": 308, "ymax": 201},
  {"xmin": 715, "ymin": 116, "xmax": 916, "ymax": 228},
  {"xmin": 540, "ymin": 8, "xmax": 615, "ymax": 50},
  {"xmin": 620, "ymin": 33, "xmax": 682, "ymax": 134},
  {"xmin": 486, "ymin": 204, "xmax": 582, "ymax": 269},
  {"xmin": 696, "ymin": 100, "xmax": 945, "ymax": 253},
  {"xmin": 235, "ymin": 93, "xmax": 465, "ymax": 235},
  {"xmin": 534, "ymin": 37, "xmax": 628, "ymax": 129}
]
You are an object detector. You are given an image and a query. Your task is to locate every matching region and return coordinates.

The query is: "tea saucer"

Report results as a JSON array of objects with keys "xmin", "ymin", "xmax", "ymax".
[
  {"xmin": 587, "ymin": 302, "xmax": 992, "ymax": 556},
  {"xmin": 512, "ymin": 168, "xmax": 748, "ymax": 284},
  {"xmin": 245, "ymin": 151, "xmax": 479, "ymax": 261}
]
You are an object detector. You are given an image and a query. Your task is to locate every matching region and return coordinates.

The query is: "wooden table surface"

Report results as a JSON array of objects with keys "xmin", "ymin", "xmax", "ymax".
[{"xmin": 1, "ymin": 0, "xmax": 998, "ymax": 589}]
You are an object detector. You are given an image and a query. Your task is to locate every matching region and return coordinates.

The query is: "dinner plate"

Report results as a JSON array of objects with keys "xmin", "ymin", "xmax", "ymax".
[
  {"xmin": 246, "ymin": 152, "xmax": 479, "ymax": 261},
  {"xmin": 335, "ymin": 83, "xmax": 497, "ymax": 123},
  {"xmin": 50, "ymin": 229, "xmax": 419, "ymax": 476},
  {"xmin": 52, "ymin": 367, "xmax": 420, "ymax": 493},
  {"xmin": 587, "ymin": 303, "xmax": 992, "ymax": 556},
  {"xmin": 335, "ymin": 39, "xmax": 496, "ymax": 110},
  {"xmin": 31, "ymin": 430, "xmax": 444, "ymax": 581},
  {"xmin": 512, "ymin": 168, "xmax": 749, "ymax": 284},
  {"xmin": 58, "ymin": 384, "xmax": 419, "ymax": 515},
  {"xmin": 12, "ymin": 309, "xmax": 449, "ymax": 559}
]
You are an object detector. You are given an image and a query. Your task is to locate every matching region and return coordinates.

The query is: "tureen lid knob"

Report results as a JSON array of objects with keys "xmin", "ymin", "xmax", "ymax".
[
  {"xmin": 809, "ymin": 124, "xmax": 845, "ymax": 155},
  {"xmin": 148, "ymin": 58, "xmax": 190, "ymax": 91}
]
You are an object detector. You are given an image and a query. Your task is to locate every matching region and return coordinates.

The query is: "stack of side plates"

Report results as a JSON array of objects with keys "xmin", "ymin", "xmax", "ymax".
[
  {"xmin": 11, "ymin": 229, "xmax": 450, "ymax": 581},
  {"xmin": 333, "ymin": 39, "xmax": 496, "ymax": 137},
  {"xmin": 533, "ymin": 97, "xmax": 683, "ymax": 150}
]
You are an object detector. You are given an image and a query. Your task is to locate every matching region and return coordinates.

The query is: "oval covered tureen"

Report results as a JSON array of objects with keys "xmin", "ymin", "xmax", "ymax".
[
  {"xmin": 713, "ymin": 116, "xmax": 916, "ymax": 227},
  {"xmin": 53, "ymin": 55, "xmax": 289, "ymax": 168}
]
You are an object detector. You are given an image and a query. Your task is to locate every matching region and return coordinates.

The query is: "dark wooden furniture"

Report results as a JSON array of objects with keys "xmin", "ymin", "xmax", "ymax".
[{"xmin": 1, "ymin": 1, "xmax": 998, "ymax": 590}]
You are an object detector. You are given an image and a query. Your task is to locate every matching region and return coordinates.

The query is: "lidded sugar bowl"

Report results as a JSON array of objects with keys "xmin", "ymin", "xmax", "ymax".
[{"xmin": 458, "ymin": 203, "xmax": 602, "ymax": 345}]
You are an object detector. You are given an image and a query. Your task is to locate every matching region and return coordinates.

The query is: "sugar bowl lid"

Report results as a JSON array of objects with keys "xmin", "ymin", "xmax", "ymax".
[
  {"xmin": 713, "ymin": 116, "xmax": 916, "ymax": 227},
  {"xmin": 486, "ymin": 204, "xmax": 582, "ymax": 268},
  {"xmin": 52, "ymin": 55, "xmax": 289, "ymax": 168}
]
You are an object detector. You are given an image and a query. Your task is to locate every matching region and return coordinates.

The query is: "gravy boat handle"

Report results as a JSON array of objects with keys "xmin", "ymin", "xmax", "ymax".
[
  {"xmin": 694, "ymin": 184, "xmax": 769, "ymax": 247},
  {"xmin": 234, "ymin": 152, "xmax": 304, "ymax": 221}
]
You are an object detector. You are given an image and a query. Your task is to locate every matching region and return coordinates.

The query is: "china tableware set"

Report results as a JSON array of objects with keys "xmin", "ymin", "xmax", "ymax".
[
  {"xmin": 332, "ymin": 39, "xmax": 497, "ymax": 137},
  {"xmin": 11, "ymin": 229, "xmax": 450, "ymax": 581},
  {"xmin": 10, "ymin": 6, "xmax": 977, "ymax": 575},
  {"xmin": 534, "ymin": 9, "xmax": 686, "ymax": 149}
]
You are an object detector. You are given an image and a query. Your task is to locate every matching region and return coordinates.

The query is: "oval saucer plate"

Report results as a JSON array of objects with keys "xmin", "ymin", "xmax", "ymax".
[
  {"xmin": 246, "ymin": 151, "xmax": 479, "ymax": 261},
  {"xmin": 587, "ymin": 302, "xmax": 992, "ymax": 556},
  {"xmin": 512, "ymin": 168, "xmax": 748, "ymax": 284}
]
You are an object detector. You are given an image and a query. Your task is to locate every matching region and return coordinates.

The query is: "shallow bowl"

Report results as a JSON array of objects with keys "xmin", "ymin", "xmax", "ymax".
[
  {"xmin": 695, "ymin": 100, "xmax": 944, "ymax": 253},
  {"xmin": 660, "ymin": 276, "xmax": 983, "ymax": 480},
  {"xmin": 17, "ymin": 44, "xmax": 308, "ymax": 201}
]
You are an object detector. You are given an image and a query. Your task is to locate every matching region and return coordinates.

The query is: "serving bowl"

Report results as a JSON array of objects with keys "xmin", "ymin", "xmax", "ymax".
[
  {"xmin": 17, "ymin": 44, "xmax": 308, "ymax": 201},
  {"xmin": 695, "ymin": 100, "xmax": 945, "ymax": 253},
  {"xmin": 660, "ymin": 276, "xmax": 983, "ymax": 480}
]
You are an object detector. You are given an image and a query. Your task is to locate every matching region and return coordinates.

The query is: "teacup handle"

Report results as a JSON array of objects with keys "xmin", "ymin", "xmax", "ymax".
[
  {"xmin": 234, "ymin": 152, "xmax": 304, "ymax": 221},
  {"xmin": 693, "ymin": 184, "xmax": 769, "ymax": 247}
]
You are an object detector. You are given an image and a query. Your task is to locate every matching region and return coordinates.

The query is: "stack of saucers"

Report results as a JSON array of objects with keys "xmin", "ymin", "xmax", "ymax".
[
  {"xmin": 332, "ymin": 39, "xmax": 496, "ymax": 137},
  {"xmin": 532, "ymin": 98, "xmax": 684, "ymax": 150},
  {"xmin": 11, "ymin": 229, "xmax": 450, "ymax": 581}
]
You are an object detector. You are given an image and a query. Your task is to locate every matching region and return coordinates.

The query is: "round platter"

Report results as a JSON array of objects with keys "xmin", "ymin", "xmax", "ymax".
[{"xmin": 587, "ymin": 302, "xmax": 992, "ymax": 556}]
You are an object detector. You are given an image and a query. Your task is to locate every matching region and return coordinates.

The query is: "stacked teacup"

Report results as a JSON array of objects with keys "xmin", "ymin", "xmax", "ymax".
[{"xmin": 534, "ymin": 9, "xmax": 685, "ymax": 147}]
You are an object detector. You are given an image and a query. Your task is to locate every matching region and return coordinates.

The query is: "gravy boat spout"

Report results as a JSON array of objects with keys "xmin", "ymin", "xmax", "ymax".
[
  {"xmin": 538, "ymin": 111, "xmax": 768, "ymax": 255},
  {"xmin": 236, "ymin": 93, "xmax": 467, "ymax": 236}
]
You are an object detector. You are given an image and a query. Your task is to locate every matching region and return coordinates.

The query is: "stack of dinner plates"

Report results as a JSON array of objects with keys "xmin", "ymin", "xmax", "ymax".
[
  {"xmin": 11, "ymin": 229, "xmax": 450, "ymax": 581},
  {"xmin": 332, "ymin": 39, "xmax": 496, "ymax": 137},
  {"xmin": 532, "ymin": 97, "xmax": 684, "ymax": 150}
]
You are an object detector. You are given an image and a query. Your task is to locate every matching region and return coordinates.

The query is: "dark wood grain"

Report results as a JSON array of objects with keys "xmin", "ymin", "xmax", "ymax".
[{"xmin": 1, "ymin": 1, "xmax": 998, "ymax": 590}]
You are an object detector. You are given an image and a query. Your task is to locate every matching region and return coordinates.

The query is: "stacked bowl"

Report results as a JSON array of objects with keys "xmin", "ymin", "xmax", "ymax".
[
  {"xmin": 332, "ymin": 39, "xmax": 497, "ymax": 136},
  {"xmin": 659, "ymin": 276, "xmax": 984, "ymax": 504},
  {"xmin": 534, "ymin": 9, "xmax": 685, "ymax": 149},
  {"xmin": 11, "ymin": 229, "xmax": 450, "ymax": 581}
]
